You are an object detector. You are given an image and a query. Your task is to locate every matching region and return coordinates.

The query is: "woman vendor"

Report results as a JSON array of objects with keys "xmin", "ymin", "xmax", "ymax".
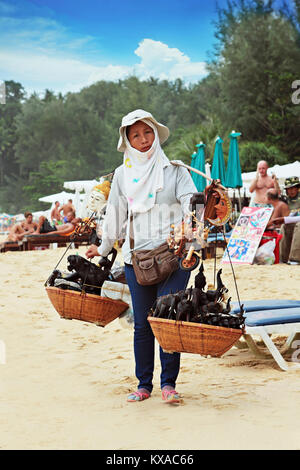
[{"xmin": 86, "ymin": 109, "xmax": 198, "ymax": 404}]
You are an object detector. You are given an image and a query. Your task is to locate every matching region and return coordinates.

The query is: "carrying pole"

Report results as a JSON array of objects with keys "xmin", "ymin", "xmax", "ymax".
[{"xmin": 171, "ymin": 160, "xmax": 226, "ymax": 190}]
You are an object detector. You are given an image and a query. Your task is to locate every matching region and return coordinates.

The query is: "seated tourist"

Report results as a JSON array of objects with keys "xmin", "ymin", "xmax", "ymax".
[
  {"xmin": 7, "ymin": 224, "xmax": 26, "ymax": 242},
  {"xmin": 265, "ymin": 189, "xmax": 290, "ymax": 229},
  {"xmin": 33, "ymin": 211, "xmax": 81, "ymax": 236},
  {"xmin": 21, "ymin": 212, "xmax": 38, "ymax": 233},
  {"xmin": 6, "ymin": 212, "xmax": 38, "ymax": 242},
  {"xmin": 276, "ymin": 177, "xmax": 300, "ymax": 264}
]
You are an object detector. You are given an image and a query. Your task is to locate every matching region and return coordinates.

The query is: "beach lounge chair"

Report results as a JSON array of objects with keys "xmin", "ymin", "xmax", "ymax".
[
  {"xmin": 206, "ymin": 230, "xmax": 232, "ymax": 247},
  {"xmin": 206, "ymin": 231, "xmax": 232, "ymax": 244},
  {"xmin": 23, "ymin": 232, "xmax": 91, "ymax": 251},
  {"xmin": 0, "ymin": 240, "xmax": 24, "ymax": 253},
  {"xmin": 231, "ymin": 300, "xmax": 300, "ymax": 371},
  {"xmin": 199, "ymin": 230, "xmax": 232, "ymax": 260}
]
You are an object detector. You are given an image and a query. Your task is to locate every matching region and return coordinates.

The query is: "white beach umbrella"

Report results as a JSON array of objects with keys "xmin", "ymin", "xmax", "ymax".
[
  {"xmin": 39, "ymin": 191, "xmax": 75, "ymax": 204},
  {"xmin": 39, "ymin": 191, "xmax": 83, "ymax": 217},
  {"xmin": 63, "ymin": 180, "xmax": 100, "ymax": 216}
]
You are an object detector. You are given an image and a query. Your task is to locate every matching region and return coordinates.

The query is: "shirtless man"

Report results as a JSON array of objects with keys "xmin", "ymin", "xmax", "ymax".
[
  {"xmin": 7, "ymin": 212, "xmax": 38, "ymax": 241},
  {"xmin": 50, "ymin": 201, "xmax": 62, "ymax": 224},
  {"xmin": 21, "ymin": 212, "xmax": 38, "ymax": 233},
  {"xmin": 60, "ymin": 199, "xmax": 75, "ymax": 222},
  {"xmin": 33, "ymin": 211, "xmax": 81, "ymax": 235},
  {"xmin": 249, "ymin": 160, "xmax": 280, "ymax": 206},
  {"xmin": 265, "ymin": 189, "xmax": 290, "ymax": 229}
]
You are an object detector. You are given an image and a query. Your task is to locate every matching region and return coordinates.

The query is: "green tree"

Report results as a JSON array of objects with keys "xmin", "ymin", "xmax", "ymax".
[
  {"xmin": 23, "ymin": 160, "xmax": 71, "ymax": 211},
  {"xmin": 0, "ymin": 80, "xmax": 25, "ymax": 185},
  {"xmin": 164, "ymin": 118, "xmax": 222, "ymax": 164},
  {"xmin": 210, "ymin": 0, "xmax": 300, "ymax": 158},
  {"xmin": 239, "ymin": 142, "xmax": 287, "ymax": 171}
]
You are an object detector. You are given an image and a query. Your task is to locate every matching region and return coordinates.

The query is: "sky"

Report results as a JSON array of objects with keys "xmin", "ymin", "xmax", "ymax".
[{"xmin": 0, "ymin": 0, "xmax": 293, "ymax": 96}]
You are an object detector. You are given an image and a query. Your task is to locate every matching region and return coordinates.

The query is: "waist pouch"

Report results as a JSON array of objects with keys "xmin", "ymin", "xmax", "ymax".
[{"xmin": 131, "ymin": 242, "xmax": 179, "ymax": 286}]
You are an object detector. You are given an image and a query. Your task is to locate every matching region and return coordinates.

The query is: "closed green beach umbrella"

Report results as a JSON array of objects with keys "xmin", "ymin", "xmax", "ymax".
[
  {"xmin": 225, "ymin": 131, "xmax": 243, "ymax": 188},
  {"xmin": 190, "ymin": 142, "xmax": 206, "ymax": 192},
  {"xmin": 211, "ymin": 136, "xmax": 226, "ymax": 185}
]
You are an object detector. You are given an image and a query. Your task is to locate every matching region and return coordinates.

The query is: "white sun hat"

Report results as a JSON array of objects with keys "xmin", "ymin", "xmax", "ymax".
[{"xmin": 117, "ymin": 109, "xmax": 170, "ymax": 152}]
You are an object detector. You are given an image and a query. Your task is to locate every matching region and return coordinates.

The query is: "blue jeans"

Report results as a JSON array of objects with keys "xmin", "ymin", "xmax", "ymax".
[{"xmin": 125, "ymin": 264, "xmax": 190, "ymax": 393}]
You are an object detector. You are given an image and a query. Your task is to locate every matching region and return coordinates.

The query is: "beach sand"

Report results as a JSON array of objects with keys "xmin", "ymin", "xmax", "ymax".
[{"xmin": 0, "ymin": 243, "xmax": 300, "ymax": 450}]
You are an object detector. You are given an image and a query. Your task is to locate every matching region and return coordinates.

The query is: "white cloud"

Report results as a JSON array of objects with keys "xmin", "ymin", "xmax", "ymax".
[
  {"xmin": 0, "ymin": 51, "xmax": 96, "ymax": 93},
  {"xmin": 0, "ymin": 49, "xmax": 132, "ymax": 95},
  {"xmin": 87, "ymin": 65, "xmax": 132, "ymax": 85},
  {"xmin": 0, "ymin": 16, "xmax": 93, "ymax": 55},
  {"xmin": 134, "ymin": 39, "xmax": 207, "ymax": 82},
  {"xmin": 0, "ymin": 16, "xmax": 207, "ymax": 95}
]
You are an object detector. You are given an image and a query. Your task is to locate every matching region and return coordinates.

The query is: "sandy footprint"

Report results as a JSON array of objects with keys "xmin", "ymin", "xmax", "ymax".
[{"xmin": 112, "ymin": 385, "xmax": 132, "ymax": 395}]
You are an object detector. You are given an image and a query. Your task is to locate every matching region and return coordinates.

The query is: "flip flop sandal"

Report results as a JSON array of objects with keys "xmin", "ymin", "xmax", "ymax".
[
  {"xmin": 127, "ymin": 390, "xmax": 151, "ymax": 402},
  {"xmin": 162, "ymin": 389, "xmax": 181, "ymax": 404}
]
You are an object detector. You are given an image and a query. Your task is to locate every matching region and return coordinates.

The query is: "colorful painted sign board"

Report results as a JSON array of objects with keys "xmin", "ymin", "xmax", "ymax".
[{"xmin": 222, "ymin": 206, "xmax": 273, "ymax": 265}]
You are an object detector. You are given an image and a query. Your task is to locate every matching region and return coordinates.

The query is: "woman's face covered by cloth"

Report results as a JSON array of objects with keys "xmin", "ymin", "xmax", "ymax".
[{"xmin": 127, "ymin": 121, "xmax": 155, "ymax": 153}]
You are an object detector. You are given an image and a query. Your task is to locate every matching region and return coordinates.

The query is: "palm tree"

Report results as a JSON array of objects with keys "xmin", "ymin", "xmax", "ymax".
[{"xmin": 164, "ymin": 116, "xmax": 225, "ymax": 165}]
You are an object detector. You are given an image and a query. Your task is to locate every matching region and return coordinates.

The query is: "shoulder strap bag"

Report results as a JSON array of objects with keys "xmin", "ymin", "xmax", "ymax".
[{"xmin": 129, "ymin": 214, "xmax": 179, "ymax": 286}]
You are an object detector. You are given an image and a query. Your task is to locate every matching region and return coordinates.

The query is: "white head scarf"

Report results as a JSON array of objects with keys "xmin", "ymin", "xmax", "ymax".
[{"xmin": 123, "ymin": 119, "xmax": 170, "ymax": 214}]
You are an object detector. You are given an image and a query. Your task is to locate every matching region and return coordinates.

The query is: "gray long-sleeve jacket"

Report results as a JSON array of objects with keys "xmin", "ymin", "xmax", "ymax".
[{"xmin": 98, "ymin": 161, "xmax": 197, "ymax": 264}]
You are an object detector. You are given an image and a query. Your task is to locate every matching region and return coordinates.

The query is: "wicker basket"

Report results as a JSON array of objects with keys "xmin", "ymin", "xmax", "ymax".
[
  {"xmin": 148, "ymin": 316, "xmax": 243, "ymax": 357},
  {"xmin": 46, "ymin": 286, "xmax": 129, "ymax": 327}
]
